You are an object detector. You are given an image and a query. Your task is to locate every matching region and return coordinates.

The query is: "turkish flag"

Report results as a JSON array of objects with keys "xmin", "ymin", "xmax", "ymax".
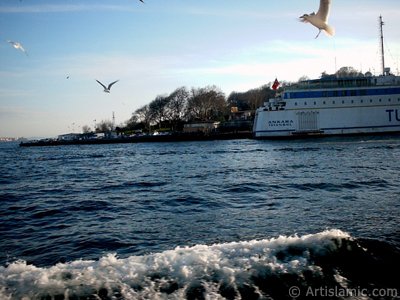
[{"xmin": 272, "ymin": 78, "xmax": 280, "ymax": 90}]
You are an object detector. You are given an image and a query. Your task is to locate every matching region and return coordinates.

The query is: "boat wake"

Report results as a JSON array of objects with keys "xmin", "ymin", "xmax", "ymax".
[{"xmin": 1, "ymin": 229, "xmax": 399, "ymax": 299}]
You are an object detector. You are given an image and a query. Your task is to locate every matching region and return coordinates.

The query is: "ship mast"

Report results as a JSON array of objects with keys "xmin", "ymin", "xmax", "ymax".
[{"xmin": 379, "ymin": 15, "xmax": 385, "ymax": 76}]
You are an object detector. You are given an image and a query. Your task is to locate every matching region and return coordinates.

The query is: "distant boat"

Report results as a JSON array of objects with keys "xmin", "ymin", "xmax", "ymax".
[{"xmin": 253, "ymin": 16, "xmax": 400, "ymax": 139}]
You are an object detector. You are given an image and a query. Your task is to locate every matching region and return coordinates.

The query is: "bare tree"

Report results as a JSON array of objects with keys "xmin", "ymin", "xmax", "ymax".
[
  {"xmin": 186, "ymin": 85, "xmax": 226, "ymax": 121},
  {"xmin": 335, "ymin": 66, "xmax": 363, "ymax": 77},
  {"xmin": 247, "ymin": 89, "xmax": 263, "ymax": 111},
  {"xmin": 96, "ymin": 120, "xmax": 114, "ymax": 133},
  {"xmin": 167, "ymin": 87, "xmax": 189, "ymax": 130},
  {"xmin": 134, "ymin": 105, "xmax": 152, "ymax": 132},
  {"xmin": 82, "ymin": 125, "xmax": 92, "ymax": 133},
  {"xmin": 228, "ymin": 85, "xmax": 275, "ymax": 112},
  {"xmin": 125, "ymin": 113, "xmax": 139, "ymax": 131},
  {"xmin": 149, "ymin": 95, "xmax": 169, "ymax": 129},
  {"xmin": 298, "ymin": 75, "xmax": 310, "ymax": 82}
]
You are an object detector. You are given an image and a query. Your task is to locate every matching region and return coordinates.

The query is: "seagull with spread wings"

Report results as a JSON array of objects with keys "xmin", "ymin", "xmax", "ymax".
[
  {"xmin": 7, "ymin": 40, "xmax": 28, "ymax": 56},
  {"xmin": 96, "ymin": 80, "xmax": 119, "ymax": 93},
  {"xmin": 300, "ymin": 0, "xmax": 335, "ymax": 39}
]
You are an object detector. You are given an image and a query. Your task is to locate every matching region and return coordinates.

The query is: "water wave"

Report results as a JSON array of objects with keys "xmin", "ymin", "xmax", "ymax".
[{"xmin": 1, "ymin": 229, "xmax": 399, "ymax": 299}]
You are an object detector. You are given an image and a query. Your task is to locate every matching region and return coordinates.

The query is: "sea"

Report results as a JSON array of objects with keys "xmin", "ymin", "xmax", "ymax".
[{"xmin": 0, "ymin": 136, "xmax": 399, "ymax": 300}]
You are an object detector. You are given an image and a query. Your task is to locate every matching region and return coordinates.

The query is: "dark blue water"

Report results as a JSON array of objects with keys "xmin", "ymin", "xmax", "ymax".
[{"xmin": 1, "ymin": 137, "xmax": 399, "ymax": 299}]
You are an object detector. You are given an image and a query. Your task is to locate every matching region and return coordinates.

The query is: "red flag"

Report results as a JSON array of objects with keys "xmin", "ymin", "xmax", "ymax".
[{"xmin": 272, "ymin": 78, "xmax": 280, "ymax": 90}]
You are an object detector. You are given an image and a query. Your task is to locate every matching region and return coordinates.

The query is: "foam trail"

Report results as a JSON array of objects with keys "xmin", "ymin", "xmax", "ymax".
[{"xmin": 0, "ymin": 230, "xmax": 356, "ymax": 299}]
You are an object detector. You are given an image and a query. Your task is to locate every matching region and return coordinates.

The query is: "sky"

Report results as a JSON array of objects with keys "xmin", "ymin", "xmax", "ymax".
[{"xmin": 1, "ymin": 0, "xmax": 400, "ymax": 138}]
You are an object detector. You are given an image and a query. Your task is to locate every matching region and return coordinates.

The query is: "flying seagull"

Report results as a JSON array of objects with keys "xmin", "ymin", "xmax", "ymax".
[
  {"xmin": 96, "ymin": 79, "xmax": 119, "ymax": 93},
  {"xmin": 139, "ymin": 0, "xmax": 144, "ymax": 2},
  {"xmin": 300, "ymin": 0, "xmax": 335, "ymax": 39},
  {"xmin": 7, "ymin": 40, "xmax": 28, "ymax": 55}
]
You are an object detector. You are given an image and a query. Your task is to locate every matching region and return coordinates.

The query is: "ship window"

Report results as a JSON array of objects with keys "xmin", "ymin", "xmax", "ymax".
[
  {"xmin": 351, "ymin": 100, "xmax": 354, "ymax": 104},
  {"xmin": 342, "ymin": 100, "xmax": 345, "ymax": 104},
  {"xmin": 323, "ymin": 101, "xmax": 326, "ymax": 105},
  {"xmin": 304, "ymin": 102, "xmax": 307, "ymax": 105},
  {"xmin": 360, "ymin": 100, "xmax": 363, "ymax": 103},
  {"xmin": 370, "ymin": 99, "xmax": 373, "ymax": 103},
  {"xmin": 388, "ymin": 98, "xmax": 391, "ymax": 102},
  {"xmin": 295, "ymin": 102, "xmax": 298, "ymax": 106},
  {"xmin": 314, "ymin": 101, "xmax": 317, "ymax": 105},
  {"xmin": 379, "ymin": 99, "xmax": 382, "ymax": 102},
  {"xmin": 332, "ymin": 101, "xmax": 335, "ymax": 104}
]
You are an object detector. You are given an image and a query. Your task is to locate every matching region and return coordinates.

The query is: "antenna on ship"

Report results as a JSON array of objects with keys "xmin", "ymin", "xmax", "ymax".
[{"xmin": 379, "ymin": 15, "xmax": 385, "ymax": 76}]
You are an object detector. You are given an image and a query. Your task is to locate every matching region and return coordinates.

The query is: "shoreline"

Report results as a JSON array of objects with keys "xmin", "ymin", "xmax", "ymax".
[
  {"xmin": 18, "ymin": 131, "xmax": 400, "ymax": 147},
  {"xmin": 19, "ymin": 132, "xmax": 253, "ymax": 147}
]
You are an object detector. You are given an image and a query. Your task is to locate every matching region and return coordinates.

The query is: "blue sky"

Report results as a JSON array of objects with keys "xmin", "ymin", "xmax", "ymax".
[{"xmin": 1, "ymin": 0, "xmax": 399, "ymax": 138}]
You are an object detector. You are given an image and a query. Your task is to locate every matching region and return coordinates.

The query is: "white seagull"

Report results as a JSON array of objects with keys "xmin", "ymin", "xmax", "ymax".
[
  {"xmin": 7, "ymin": 40, "xmax": 28, "ymax": 56},
  {"xmin": 96, "ymin": 79, "xmax": 119, "ymax": 93},
  {"xmin": 300, "ymin": 0, "xmax": 335, "ymax": 39}
]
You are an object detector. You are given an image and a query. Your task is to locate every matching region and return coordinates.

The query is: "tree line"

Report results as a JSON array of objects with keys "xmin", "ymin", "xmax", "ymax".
[
  {"xmin": 126, "ymin": 85, "xmax": 227, "ymax": 133},
  {"xmin": 92, "ymin": 82, "xmax": 280, "ymax": 134}
]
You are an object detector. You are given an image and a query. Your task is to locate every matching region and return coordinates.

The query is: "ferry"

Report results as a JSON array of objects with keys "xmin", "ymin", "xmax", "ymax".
[{"xmin": 253, "ymin": 17, "xmax": 400, "ymax": 139}]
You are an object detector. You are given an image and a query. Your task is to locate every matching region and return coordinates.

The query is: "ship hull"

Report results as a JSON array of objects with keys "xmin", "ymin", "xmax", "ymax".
[{"xmin": 253, "ymin": 104, "xmax": 400, "ymax": 139}]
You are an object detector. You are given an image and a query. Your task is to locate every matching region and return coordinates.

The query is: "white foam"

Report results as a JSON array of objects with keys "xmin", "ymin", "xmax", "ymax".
[{"xmin": 0, "ymin": 229, "xmax": 351, "ymax": 299}]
